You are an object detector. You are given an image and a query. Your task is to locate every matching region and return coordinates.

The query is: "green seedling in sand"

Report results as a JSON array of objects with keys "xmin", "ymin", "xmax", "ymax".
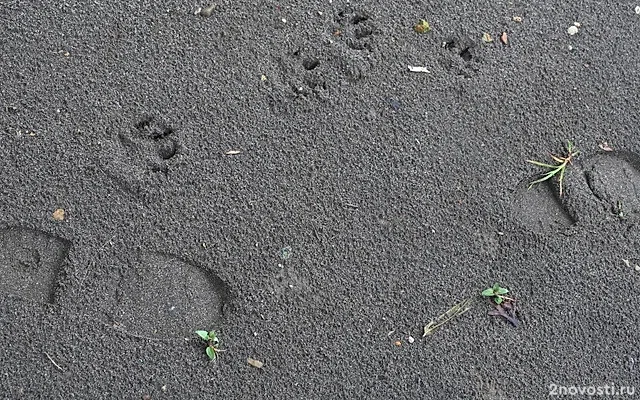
[
  {"xmin": 481, "ymin": 283, "xmax": 511, "ymax": 305},
  {"xmin": 527, "ymin": 140, "xmax": 579, "ymax": 197},
  {"xmin": 196, "ymin": 330, "xmax": 224, "ymax": 361}
]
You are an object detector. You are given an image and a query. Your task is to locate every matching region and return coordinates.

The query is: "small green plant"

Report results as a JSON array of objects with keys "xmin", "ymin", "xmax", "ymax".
[
  {"xmin": 196, "ymin": 330, "xmax": 224, "ymax": 361},
  {"xmin": 481, "ymin": 283, "xmax": 511, "ymax": 305},
  {"xmin": 527, "ymin": 140, "xmax": 579, "ymax": 197}
]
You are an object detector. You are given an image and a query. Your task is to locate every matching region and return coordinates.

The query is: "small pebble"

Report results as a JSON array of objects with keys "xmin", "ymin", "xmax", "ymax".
[
  {"xmin": 636, "ymin": 5, "xmax": 640, "ymax": 14},
  {"xmin": 567, "ymin": 25, "xmax": 579, "ymax": 35},
  {"xmin": 52, "ymin": 208, "xmax": 65, "ymax": 221},
  {"xmin": 500, "ymin": 31, "xmax": 508, "ymax": 44},
  {"xmin": 408, "ymin": 336, "xmax": 415, "ymax": 344},
  {"xmin": 635, "ymin": 265, "xmax": 640, "ymax": 272},
  {"xmin": 199, "ymin": 4, "xmax": 216, "ymax": 18}
]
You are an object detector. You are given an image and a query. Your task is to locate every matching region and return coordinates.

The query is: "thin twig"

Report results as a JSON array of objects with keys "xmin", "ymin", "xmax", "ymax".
[{"xmin": 44, "ymin": 352, "xmax": 63, "ymax": 371}]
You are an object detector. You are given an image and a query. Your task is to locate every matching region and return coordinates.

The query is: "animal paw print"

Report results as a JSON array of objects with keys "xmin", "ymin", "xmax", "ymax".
[
  {"xmin": 333, "ymin": 7, "xmax": 375, "ymax": 52},
  {"xmin": 98, "ymin": 115, "xmax": 182, "ymax": 197},
  {"xmin": 441, "ymin": 36, "xmax": 479, "ymax": 78}
]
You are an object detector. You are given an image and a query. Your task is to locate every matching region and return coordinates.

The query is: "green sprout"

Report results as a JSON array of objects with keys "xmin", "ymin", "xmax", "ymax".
[
  {"xmin": 527, "ymin": 140, "xmax": 579, "ymax": 197},
  {"xmin": 196, "ymin": 330, "xmax": 224, "ymax": 361},
  {"xmin": 481, "ymin": 283, "xmax": 511, "ymax": 305}
]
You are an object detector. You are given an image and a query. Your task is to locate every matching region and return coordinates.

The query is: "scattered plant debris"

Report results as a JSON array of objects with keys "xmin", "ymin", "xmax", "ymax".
[
  {"xmin": 196, "ymin": 330, "xmax": 224, "ymax": 361},
  {"xmin": 423, "ymin": 296, "xmax": 476, "ymax": 336},
  {"xmin": 488, "ymin": 300, "xmax": 519, "ymax": 327},
  {"xmin": 414, "ymin": 19, "xmax": 431, "ymax": 33},
  {"xmin": 247, "ymin": 357, "xmax": 264, "ymax": 368},
  {"xmin": 482, "ymin": 284, "xmax": 520, "ymax": 326},
  {"xmin": 423, "ymin": 283, "xmax": 521, "ymax": 336},
  {"xmin": 482, "ymin": 32, "xmax": 493, "ymax": 43},
  {"xmin": 527, "ymin": 140, "xmax": 579, "ymax": 197}
]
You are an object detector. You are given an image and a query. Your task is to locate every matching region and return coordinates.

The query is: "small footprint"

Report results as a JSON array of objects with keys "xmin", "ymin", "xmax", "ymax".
[{"xmin": 0, "ymin": 227, "xmax": 71, "ymax": 304}]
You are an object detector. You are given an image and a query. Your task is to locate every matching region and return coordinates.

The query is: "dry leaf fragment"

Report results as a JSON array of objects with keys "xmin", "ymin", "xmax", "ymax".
[
  {"xmin": 199, "ymin": 4, "xmax": 216, "ymax": 17},
  {"xmin": 407, "ymin": 65, "xmax": 430, "ymax": 73},
  {"xmin": 247, "ymin": 358, "xmax": 264, "ymax": 368},
  {"xmin": 500, "ymin": 32, "xmax": 508, "ymax": 45},
  {"xmin": 414, "ymin": 19, "xmax": 431, "ymax": 34},
  {"xmin": 599, "ymin": 142, "xmax": 613, "ymax": 151},
  {"xmin": 225, "ymin": 150, "xmax": 242, "ymax": 155},
  {"xmin": 482, "ymin": 32, "xmax": 493, "ymax": 43},
  {"xmin": 52, "ymin": 208, "xmax": 65, "ymax": 221}
]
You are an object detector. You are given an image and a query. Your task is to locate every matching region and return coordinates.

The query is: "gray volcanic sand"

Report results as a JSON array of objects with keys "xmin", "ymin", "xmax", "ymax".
[{"xmin": 1, "ymin": 0, "xmax": 639, "ymax": 398}]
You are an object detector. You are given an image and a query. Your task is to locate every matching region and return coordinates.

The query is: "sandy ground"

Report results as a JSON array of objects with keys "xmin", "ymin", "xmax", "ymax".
[{"xmin": 1, "ymin": 0, "xmax": 640, "ymax": 398}]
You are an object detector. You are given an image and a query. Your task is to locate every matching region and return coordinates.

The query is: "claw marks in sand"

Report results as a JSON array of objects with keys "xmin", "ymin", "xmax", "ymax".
[
  {"xmin": 99, "ymin": 115, "xmax": 182, "ymax": 196},
  {"xmin": 0, "ymin": 227, "xmax": 71, "ymax": 304},
  {"xmin": 114, "ymin": 252, "xmax": 231, "ymax": 339}
]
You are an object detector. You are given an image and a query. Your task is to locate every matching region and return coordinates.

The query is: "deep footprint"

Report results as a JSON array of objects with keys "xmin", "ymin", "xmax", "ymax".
[
  {"xmin": 512, "ymin": 178, "xmax": 575, "ymax": 234},
  {"xmin": 0, "ymin": 227, "xmax": 71, "ymax": 304},
  {"xmin": 584, "ymin": 151, "xmax": 640, "ymax": 219},
  {"xmin": 114, "ymin": 252, "xmax": 231, "ymax": 339}
]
